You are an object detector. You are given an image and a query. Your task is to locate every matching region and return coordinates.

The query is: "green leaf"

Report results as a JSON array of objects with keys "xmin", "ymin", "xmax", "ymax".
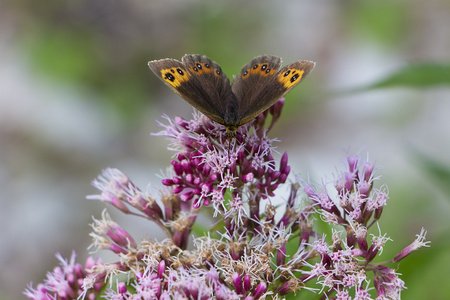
[
  {"xmin": 26, "ymin": 29, "xmax": 98, "ymax": 83},
  {"xmin": 411, "ymin": 149, "xmax": 450, "ymax": 196},
  {"xmin": 366, "ymin": 63, "xmax": 450, "ymax": 89}
]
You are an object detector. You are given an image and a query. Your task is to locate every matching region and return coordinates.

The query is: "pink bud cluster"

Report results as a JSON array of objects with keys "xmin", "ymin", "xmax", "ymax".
[{"xmin": 24, "ymin": 252, "xmax": 105, "ymax": 300}]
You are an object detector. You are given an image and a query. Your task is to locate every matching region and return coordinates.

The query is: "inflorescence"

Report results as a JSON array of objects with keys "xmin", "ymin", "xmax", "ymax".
[{"xmin": 25, "ymin": 99, "xmax": 429, "ymax": 300}]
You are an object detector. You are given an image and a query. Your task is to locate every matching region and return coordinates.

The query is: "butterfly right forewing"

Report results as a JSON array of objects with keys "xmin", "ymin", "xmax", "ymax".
[
  {"xmin": 231, "ymin": 55, "xmax": 282, "ymax": 111},
  {"xmin": 231, "ymin": 56, "xmax": 315, "ymax": 126}
]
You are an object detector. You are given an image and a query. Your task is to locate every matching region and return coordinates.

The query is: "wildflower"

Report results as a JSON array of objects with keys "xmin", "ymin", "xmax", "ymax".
[
  {"xmin": 393, "ymin": 228, "xmax": 430, "ymax": 262},
  {"xmin": 26, "ymin": 100, "xmax": 429, "ymax": 300},
  {"xmin": 298, "ymin": 152, "xmax": 430, "ymax": 299}
]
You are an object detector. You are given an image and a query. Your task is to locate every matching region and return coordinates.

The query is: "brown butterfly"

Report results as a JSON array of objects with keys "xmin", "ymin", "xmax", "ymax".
[{"xmin": 148, "ymin": 54, "xmax": 315, "ymax": 135}]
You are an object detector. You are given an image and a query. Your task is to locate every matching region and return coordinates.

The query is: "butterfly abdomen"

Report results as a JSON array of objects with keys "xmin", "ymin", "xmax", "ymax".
[{"xmin": 223, "ymin": 93, "xmax": 241, "ymax": 128}]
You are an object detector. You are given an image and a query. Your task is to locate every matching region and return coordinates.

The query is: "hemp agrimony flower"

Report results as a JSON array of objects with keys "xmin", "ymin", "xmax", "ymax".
[{"xmin": 25, "ymin": 99, "xmax": 429, "ymax": 300}]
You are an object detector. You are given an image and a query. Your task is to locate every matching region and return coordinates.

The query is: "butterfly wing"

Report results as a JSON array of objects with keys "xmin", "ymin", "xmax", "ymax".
[
  {"xmin": 231, "ymin": 55, "xmax": 315, "ymax": 126},
  {"xmin": 148, "ymin": 54, "xmax": 233, "ymax": 125}
]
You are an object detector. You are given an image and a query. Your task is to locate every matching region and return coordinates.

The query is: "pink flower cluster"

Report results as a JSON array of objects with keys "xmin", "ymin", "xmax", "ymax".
[{"xmin": 25, "ymin": 99, "xmax": 429, "ymax": 300}]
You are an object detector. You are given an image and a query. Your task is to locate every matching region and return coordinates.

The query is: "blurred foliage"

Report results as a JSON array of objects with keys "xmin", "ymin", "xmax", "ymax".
[
  {"xmin": 24, "ymin": 29, "xmax": 97, "ymax": 83},
  {"xmin": 411, "ymin": 150, "xmax": 450, "ymax": 196},
  {"xmin": 22, "ymin": 31, "xmax": 152, "ymax": 125},
  {"xmin": 366, "ymin": 63, "xmax": 450, "ymax": 89},
  {"xmin": 346, "ymin": 0, "xmax": 409, "ymax": 46},
  {"xmin": 186, "ymin": 3, "xmax": 265, "ymax": 67},
  {"xmin": 13, "ymin": 0, "xmax": 161, "ymax": 124}
]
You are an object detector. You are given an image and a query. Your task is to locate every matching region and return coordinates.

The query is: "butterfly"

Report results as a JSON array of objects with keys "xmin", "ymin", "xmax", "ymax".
[{"xmin": 148, "ymin": 54, "xmax": 315, "ymax": 136}]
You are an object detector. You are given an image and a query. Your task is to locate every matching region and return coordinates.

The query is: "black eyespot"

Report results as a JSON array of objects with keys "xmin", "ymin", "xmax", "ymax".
[
  {"xmin": 177, "ymin": 68, "xmax": 184, "ymax": 75},
  {"xmin": 243, "ymin": 70, "xmax": 248, "ymax": 76},
  {"xmin": 164, "ymin": 73, "xmax": 175, "ymax": 82},
  {"xmin": 196, "ymin": 63, "xmax": 202, "ymax": 69},
  {"xmin": 193, "ymin": 67, "xmax": 198, "ymax": 72},
  {"xmin": 170, "ymin": 69, "xmax": 175, "ymax": 73},
  {"xmin": 253, "ymin": 64, "xmax": 259, "ymax": 69},
  {"xmin": 290, "ymin": 74, "xmax": 300, "ymax": 83},
  {"xmin": 261, "ymin": 64, "xmax": 267, "ymax": 71},
  {"xmin": 265, "ymin": 68, "xmax": 271, "ymax": 74},
  {"xmin": 205, "ymin": 63, "xmax": 210, "ymax": 68},
  {"xmin": 284, "ymin": 70, "xmax": 291, "ymax": 77}
]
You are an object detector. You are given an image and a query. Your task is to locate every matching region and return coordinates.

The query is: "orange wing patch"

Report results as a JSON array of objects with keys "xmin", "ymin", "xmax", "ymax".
[
  {"xmin": 242, "ymin": 69, "xmax": 250, "ymax": 79},
  {"xmin": 242, "ymin": 63, "xmax": 277, "ymax": 80},
  {"xmin": 189, "ymin": 62, "xmax": 215, "ymax": 75},
  {"xmin": 161, "ymin": 67, "xmax": 190, "ymax": 88},
  {"xmin": 277, "ymin": 68, "xmax": 305, "ymax": 89},
  {"xmin": 213, "ymin": 68, "xmax": 223, "ymax": 78}
]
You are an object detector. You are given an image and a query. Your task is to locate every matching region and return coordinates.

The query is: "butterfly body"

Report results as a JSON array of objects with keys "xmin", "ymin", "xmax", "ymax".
[{"xmin": 148, "ymin": 54, "xmax": 315, "ymax": 134}]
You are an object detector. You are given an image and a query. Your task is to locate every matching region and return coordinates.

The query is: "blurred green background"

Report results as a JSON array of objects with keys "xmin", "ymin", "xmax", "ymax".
[{"xmin": 1, "ymin": 0, "xmax": 449, "ymax": 299}]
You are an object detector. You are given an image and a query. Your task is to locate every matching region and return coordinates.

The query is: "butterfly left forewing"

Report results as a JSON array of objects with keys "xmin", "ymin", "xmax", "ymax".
[
  {"xmin": 148, "ymin": 55, "xmax": 233, "ymax": 126},
  {"xmin": 181, "ymin": 54, "xmax": 234, "ymax": 120},
  {"xmin": 148, "ymin": 58, "xmax": 193, "ymax": 99},
  {"xmin": 232, "ymin": 58, "xmax": 315, "ymax": 126}
]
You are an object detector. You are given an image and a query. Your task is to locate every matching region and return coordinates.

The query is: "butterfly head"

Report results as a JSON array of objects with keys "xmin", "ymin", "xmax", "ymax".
[{"xmin": 224, "ymin": 125, "xmax": 238, "ymax": 139}]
